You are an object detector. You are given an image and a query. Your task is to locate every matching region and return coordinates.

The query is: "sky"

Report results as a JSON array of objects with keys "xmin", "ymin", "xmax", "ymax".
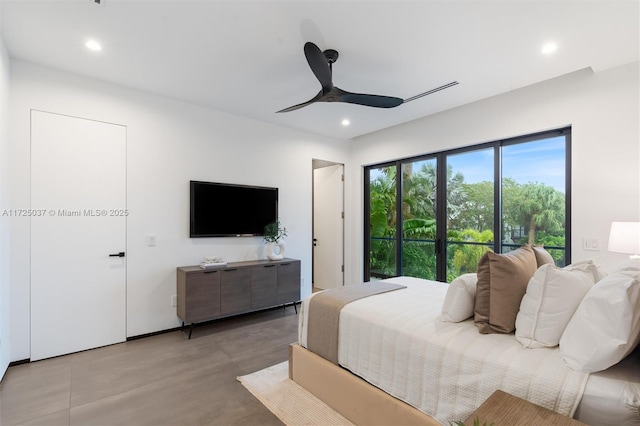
[
  {"xmin": 370, "ymin": 136, "xmax": 567, "ymax": 193},
  {"xmin": 426, "ymin": 136, "xmax": 566, "ymax": 192}
]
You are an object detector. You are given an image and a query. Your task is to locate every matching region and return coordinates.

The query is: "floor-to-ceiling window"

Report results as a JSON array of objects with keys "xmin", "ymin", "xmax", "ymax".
[
  {"xmin": 501, "ymin": 135, "xmax": 569, "ymax": 265},
  {"xmin": 445, "ymin": 148, "xmax": 495, "ymax": 282},
  {"xmin": 364, "ymin": 128, "xmax": 570, "ymax": 282},
  {"xmin": 400, "ymin": 157, "xmax": 438, "ymax": 280},
  {"xmin": 367, "ymin": 163, "xmax": 399, "ymax": 279}
]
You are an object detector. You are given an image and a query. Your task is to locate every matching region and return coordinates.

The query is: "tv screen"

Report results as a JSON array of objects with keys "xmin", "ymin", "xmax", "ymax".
[{"xmin": 190, "ymin": 181, "xmax": 278, "ymax": 237}]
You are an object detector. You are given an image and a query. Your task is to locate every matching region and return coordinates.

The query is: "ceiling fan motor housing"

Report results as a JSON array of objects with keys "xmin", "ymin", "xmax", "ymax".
[{"xmin": 323, "ymin": 49, "xmax": 339, "ymax": 64}]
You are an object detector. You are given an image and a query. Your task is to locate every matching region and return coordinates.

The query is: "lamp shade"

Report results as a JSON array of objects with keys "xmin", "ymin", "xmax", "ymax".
[{"xmin": 608, "ymin": 222, "xmax": 640, "ymax": 256}]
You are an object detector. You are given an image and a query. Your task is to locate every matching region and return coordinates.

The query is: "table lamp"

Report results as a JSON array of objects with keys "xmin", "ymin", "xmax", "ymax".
[{"xmin": 608, "ymin": 222, "xmax": 640, "ymax": 259}]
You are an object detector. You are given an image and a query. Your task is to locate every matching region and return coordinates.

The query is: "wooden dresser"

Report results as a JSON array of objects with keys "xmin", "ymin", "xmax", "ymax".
[{"xmin": 177, "ymin": 258, "xmax": 300, "ymax": 338}]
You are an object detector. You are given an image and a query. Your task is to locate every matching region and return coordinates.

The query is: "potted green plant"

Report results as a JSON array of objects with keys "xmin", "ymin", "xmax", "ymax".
[{"xmin": 263, "ymin": 220, "xmax": 287, "ymax": 260}]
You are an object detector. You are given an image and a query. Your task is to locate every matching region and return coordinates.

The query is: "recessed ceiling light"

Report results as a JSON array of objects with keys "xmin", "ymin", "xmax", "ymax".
[
  {"xmin": 541, "ymin": 42, "xmax": 558, "ymax": 54},
  {"xmin": 341, "ymin": 119, "xmax": 350, "ymax": 126},
  {"xmin": 85, "ymin": 39, "xmax": 102, "ymax": 51}
]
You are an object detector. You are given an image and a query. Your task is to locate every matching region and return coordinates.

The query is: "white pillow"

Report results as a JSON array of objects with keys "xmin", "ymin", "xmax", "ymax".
[
  {"xmin": 614, "ymin": 258, "xmax": 640, "ymax": 272},
  {"xmin": 565, "ymin": 259, "xmax": 608, "ymax": 282},
  {"xmin": 441, "ymin": 273, "xmax": 477, "ymax": 322},
  {"xmin": 515, "ymin": 264, "xmax": 594, "ymax": 348},
  {"xmin": 559, "ymin": 270, "xmax": 640, "ymax": 373}
]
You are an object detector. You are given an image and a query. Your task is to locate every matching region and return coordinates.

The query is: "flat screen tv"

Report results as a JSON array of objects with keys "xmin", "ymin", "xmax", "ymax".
[{"xmin": 190, "ymin": 180, "xmax": 278, "ymax": 237}]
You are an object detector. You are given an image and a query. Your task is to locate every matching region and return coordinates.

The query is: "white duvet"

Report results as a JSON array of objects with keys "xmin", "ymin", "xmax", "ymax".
[{"xmin": 299, "ymin": 276, "xmax": 589, "ymax": 424}]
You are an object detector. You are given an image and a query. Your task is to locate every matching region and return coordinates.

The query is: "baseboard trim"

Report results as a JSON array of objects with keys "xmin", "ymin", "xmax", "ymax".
[
  {"xmin": 8, "ymin": 358, "xmax": 30, "ymax": 367},
  {"xmin": 126, "ymin": 326, "xmax": 181, "ymax": 341}
]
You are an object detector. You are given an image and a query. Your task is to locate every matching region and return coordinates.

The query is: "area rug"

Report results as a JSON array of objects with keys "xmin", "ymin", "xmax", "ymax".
[{"xmin": 237, "ymin": 361, "xmax": 354, "ymax": 425}]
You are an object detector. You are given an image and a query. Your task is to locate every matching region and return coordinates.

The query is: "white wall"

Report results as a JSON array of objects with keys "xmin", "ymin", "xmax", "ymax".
[
  {"xmin": 8, "ymin": 60, "xmax": 350, "ymax": 361},
  {"xmin": 347, "ymin": 62, "xmax": 640, "ymax": 284},
  {"xmin": 0, "ymin": 3, "xmax": 12, "ymax": 377}
]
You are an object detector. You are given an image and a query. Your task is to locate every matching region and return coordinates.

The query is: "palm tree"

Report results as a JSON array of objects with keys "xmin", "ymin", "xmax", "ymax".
[
  {"xmin": 402, "ymin": 162, "xmax": 436, "ymax": 222},
  {"xmin": 511, "ymin": 182, "xmax": 564, "ymax": 245},
  {"xmin": 446, "ymin": 168, "xmax": 466, "ymax": 225},
  {"xmin": 404, "ymin": 162, "xmax": 466, "ymax": 224},
  {"xmin": 370, "ymin": 166, "xmax": 397, "ymax": 236},
  {"xmin": 369, "ymin": 167, "xmax": 399, "ymax": 276}
]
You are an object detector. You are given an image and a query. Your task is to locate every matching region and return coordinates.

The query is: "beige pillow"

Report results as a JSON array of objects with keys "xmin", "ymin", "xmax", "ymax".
[
  {"xmin": 474, "ymin": 245, "xmax": 538, "ymax": 334},
  {"xmin": 531, "ymin": 245, "xmax": 555, "ymax": 267}
]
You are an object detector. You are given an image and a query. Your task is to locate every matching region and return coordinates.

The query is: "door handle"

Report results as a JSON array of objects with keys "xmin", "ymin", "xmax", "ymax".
[
  {"xmin": 109, "ymin": 252, "xmax": 125, "ymax": 258},
  {"xmin": 313, "ymin": 238, "xmax": 318, "ymax": 247}
]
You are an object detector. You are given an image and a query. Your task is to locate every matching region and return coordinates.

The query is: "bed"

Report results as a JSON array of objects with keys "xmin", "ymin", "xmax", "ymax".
[{"xmin": 290, "ymin": 268, "xmax": 640, "ymax": 425}]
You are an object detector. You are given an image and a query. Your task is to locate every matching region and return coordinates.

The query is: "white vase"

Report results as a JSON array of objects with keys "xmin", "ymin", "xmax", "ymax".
[{"xmin": 266, "ymin": 240, "xmax": 286, "ymax": 261}]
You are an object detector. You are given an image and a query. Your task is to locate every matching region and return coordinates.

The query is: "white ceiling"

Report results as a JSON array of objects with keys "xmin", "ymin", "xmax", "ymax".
[{"xmin": 1, "ymin": 0, "xmax": 638, "ymax": 139}]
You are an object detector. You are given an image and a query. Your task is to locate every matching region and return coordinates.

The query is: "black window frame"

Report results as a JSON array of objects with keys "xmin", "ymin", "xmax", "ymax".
[{"xmin": 364, "ymin": 127, "xmax": 571, "ymax": 282}]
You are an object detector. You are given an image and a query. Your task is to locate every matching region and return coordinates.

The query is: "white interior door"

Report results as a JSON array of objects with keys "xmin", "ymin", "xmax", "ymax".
[
  {"xmin": 313, "ymin": 164, "xmax": 344, "ymax": 290},
  {"xmin": 31, "ymin": 110, "xmax": 127, "ymax": 361}
]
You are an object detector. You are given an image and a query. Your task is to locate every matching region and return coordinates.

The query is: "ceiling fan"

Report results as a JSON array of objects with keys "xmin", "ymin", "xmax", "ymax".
[{"xmin": 277, "ymin": 42, "xmax": 458, "ymax": 113}]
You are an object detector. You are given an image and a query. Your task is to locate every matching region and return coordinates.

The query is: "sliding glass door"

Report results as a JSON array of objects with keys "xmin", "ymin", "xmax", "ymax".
[
  {"xmin": 367, "ymin": 163, "xmax": 398, "ymax": 279},
  {"xmin": 501, "ymin": 135, "xmax": 568, "ymax": 265},
  {"xmin": 400, "ymin": 158, "xmax": 438, "ymax": 280},
  {"xmin": 364, "ymin": 128, "xmax": 570, "ymax": 282},
  {"xmin": 445, "ymin": 148, "xmax": 495, "ymax": 282}
]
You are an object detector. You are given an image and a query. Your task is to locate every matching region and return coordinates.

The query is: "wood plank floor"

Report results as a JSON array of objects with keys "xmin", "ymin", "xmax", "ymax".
[{"xmin": 0, "ymin": 307, "xmax": 299, "ymax": 425}]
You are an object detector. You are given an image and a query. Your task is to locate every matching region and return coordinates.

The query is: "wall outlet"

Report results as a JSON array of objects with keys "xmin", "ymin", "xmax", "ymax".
[
  {"xmin": 171, "ymin": 295, "xmax": 177, "ymax": 307},
  {"xmin": 146, "ymin": 234, "xmax": 157, "ymax": 246}
]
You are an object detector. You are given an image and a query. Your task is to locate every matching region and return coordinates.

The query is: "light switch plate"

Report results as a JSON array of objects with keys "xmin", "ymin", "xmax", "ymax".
[{"xmin": 583, "ymin": 238, "xmax": 600, "ymax": 251}]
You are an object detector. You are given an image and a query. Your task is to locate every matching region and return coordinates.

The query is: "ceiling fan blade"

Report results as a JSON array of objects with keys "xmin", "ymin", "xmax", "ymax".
[
  {"xmin": 332, "ymin": 87, "xmax": 404, "ymax": 109},
  {"xmin": 304, "ymin": 42, "xmax": 333, "ymax": 92},
  {"xmin": 276, "ymin": 90, "xmax": 323, "ymax": 113},
  {"xmin": 278, "ymin": 42, "xmax": 412, "ymax": 113}
]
